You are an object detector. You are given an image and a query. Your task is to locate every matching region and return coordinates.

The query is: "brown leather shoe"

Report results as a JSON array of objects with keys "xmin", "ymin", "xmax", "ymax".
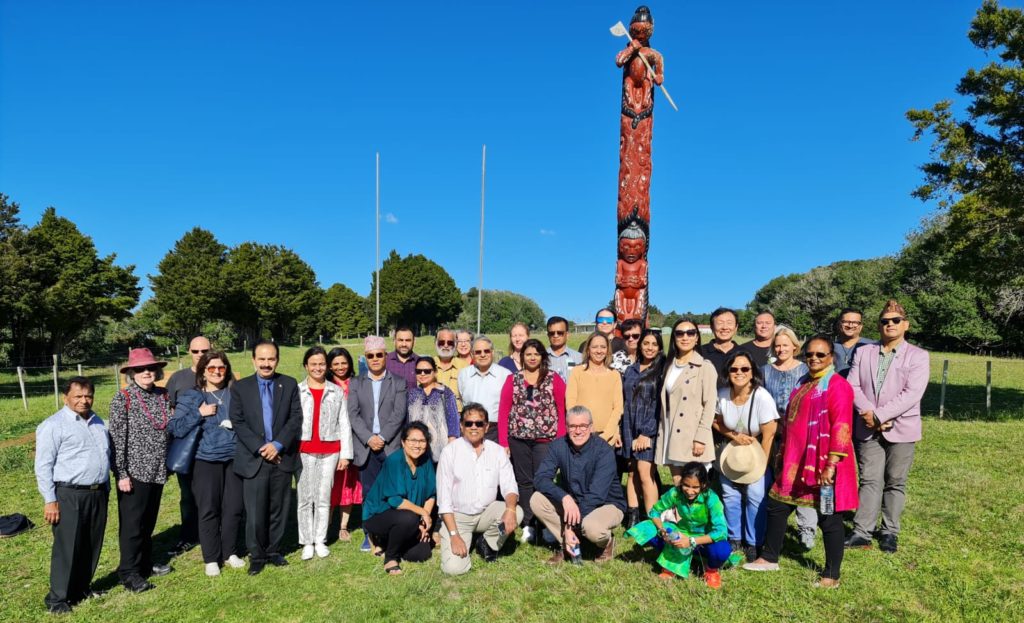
[
  {"xmin": 545, "ymin": 549, "xmax": 565, "ymax": 565},
  {"xmin": 595, "ymin": 536, "xmax": 615, "ymax": 563}
]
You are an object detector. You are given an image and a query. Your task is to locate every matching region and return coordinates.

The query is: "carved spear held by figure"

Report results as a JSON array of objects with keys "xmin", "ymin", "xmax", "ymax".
[{"xmin": 610, "ymin": 20, "xmax": 678, "ymax": 111}]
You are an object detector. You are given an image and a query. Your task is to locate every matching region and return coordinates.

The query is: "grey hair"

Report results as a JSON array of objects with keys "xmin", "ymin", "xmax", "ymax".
[
  {"xmin": 566, "ymin": 405, "xmax": 593, "ymax": 425},
  {"xmin": 125, "ymin": 367, "xmax": 164, "ymax": 384},
  {"xmin": 455, "ymin": 328, "xmax": 473, "ymax": 338},
  {"xmin": 472, "ymin": 335, "xmax": 494, "ymax": 350}
]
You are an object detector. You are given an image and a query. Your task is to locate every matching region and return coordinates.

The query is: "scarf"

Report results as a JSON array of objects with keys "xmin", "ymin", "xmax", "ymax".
[{"xmin": 786, "ymin": 365, "xmax": 836, "ymax": 488}]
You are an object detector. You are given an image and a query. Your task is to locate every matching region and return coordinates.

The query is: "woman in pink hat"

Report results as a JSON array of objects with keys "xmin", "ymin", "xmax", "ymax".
[{"xmin": 109, "ymin": 348, "xmax": 172, "ymax": 593}]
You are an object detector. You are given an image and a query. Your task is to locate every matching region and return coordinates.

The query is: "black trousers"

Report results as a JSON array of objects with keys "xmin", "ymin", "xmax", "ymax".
[
  {"xmin": 116, "ymin": 479, "xmax": 163, "ymax": 581},
  {"xmin": 241, "ymin": 460, "xmax": 292, "ymax": 562},
  {"xmin": 46, "ymin": 486, "xmax": 108, "ymax": 608},
  {"xmin": 363, "ymin": 509, "xmax": 433, "ymax": 564},
  {"xmin": 176, "ymin": 471, "xmax": 199, "ymax": 544},
  {"xmin": 192, "ymin": 459, "xmax": 244, "ymax": 564},
  {"xmin": 508, "ymin": 438, "xmax": 552, "ymax": 525},
  {"xmin": 484, "ymin": 426, "xmax": 499, "ymax": 443},
  {"xmin": 762, "ymin": 497, "xmax": 845, "ymax": 580},
  {"xmin": 359, "ymin": 449, "xmax": 387, "ymax": 494}
]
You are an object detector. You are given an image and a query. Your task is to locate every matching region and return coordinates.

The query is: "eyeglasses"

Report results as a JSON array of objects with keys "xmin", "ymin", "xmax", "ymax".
[
  {"xmin": 462, "ymin": 420, "xmax": 487, "ymax": 428},
  {"xmin": 624, "ymin": 333, "xmax": 641, "ymax": 340},
  {"xmin": 405, "ymin": 438, "xmax": 428, "ymax": 445},
  {"xmin": 567, "ymin": 424, "xmax": 591, "ymax": 431},
  {"xmin": 841, "ymin": 320, "xmax": 863, "ymax": 327},
  {"xmin": 205, "ymin": 365, "xmax": 227, "ymax": 373},
  {"xmin": 728, "ymin": 366, "xmax": 751, "ymax": 374},
  {"xmin": 190, "ymin": 349, "xmax": 209, "ymax": 355},
  {"xmin": 805, "ymin": 351, "xmax": 831, "ymax": 360},
  {"xmin": 474, "ymin": 349, "xmax": 492, "ymax": 356},
  {"xmin": 365, "ymin": 352, "xmax": 385, "ymax": 360},
  {"xmin": 879, "ymin": 316, "xmax": 905, "ymax": 326},
  {"xmin": 547, "ymin": 330, "xmax": 566, "ymax": 337},
  {"xmin": 436, "ymin": 340, "xmax": 455, "ymax": 347},
  {"xmin": 131, "ymin": 365, "xmax": 160, "ymax": 373},
  {"xmin": 674, "ymin": 329, "xmax": 699, "ymax": 338},
  {"xmin": 415, "ymin": 369, "xmax": 433, "ymax": 375},
  {"xmin": 596, "ymin": 317, "xmax": 615, "ymax": 324}
]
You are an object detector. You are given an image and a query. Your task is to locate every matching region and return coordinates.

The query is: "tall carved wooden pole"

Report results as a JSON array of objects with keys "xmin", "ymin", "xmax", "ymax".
[{"xmin": 613, "ymin": 6, "xmax": 665, "ymax": 328}]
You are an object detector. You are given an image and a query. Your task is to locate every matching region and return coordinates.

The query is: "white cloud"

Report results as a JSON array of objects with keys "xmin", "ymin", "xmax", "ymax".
[
  {"xmin": 539, "ymin": 228, "xmax": 556, "ymax": 236},
  {"xmin": 384, "ymin": 212, "xmax": 399, "ymax": 224}
]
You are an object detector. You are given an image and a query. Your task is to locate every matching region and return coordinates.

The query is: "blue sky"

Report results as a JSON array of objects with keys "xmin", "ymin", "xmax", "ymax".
[{"xmin": 0, "ymin": 1, "xmax": 1001, "ymax": 323}]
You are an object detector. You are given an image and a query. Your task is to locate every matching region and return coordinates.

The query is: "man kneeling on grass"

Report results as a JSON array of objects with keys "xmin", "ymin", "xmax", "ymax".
[
  {"xmin": 436, "ymin": 403, "xmax": 522, "ymax": 575},
  {"xmin": 530, "ymin": 406, "xmax": 625, "ymax": 564}
]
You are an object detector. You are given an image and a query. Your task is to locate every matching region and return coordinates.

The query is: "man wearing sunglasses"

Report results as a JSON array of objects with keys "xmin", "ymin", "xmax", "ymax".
[
  {"xmin": 433, "ymin": 328, "xmax": 467, "ymax": 410},
  {"xmin": 164, "ymin": 335, "xmax": 211, "ymax": 558},
  {"xmin": 437, "ymin": 404, "xmax": 522, "ymax": 575},
  {"xmin": 457, "ymin": 337, "xmax": 511, "ymax": 443},
  {"xmin": 845, "ymin": 300, "xmax": 929, "ymax": 554},
  {"xmin": 546, "ymin": 316, "xmax": 581, "ymax": 382}
]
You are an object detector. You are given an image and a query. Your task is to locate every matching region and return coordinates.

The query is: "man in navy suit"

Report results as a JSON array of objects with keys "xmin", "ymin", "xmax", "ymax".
[
  {"xmin": 229, "ymin": 339, "xmax": 302, "ymax": 575},
  {"xmin": 349, "ymin": 335, "xmax": 407, "ymax": 551}
]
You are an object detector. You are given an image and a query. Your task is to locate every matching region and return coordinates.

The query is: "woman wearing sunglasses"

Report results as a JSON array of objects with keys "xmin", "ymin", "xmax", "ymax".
[
  {"xmin": 657, "ymin": 318, "xmax": 718, "ymax": 486},
  {"xmin": 109, "ymin": 348, "xmax": 172, "ymax": 593},
  {"xmin": 407, "ymin": 357, "xmax": 458, "ymax": 462},
  {"xmin": 712, "ymin": 350, "xmax": 778, "ymax": 562},
  {"xmin": 497, "ymin": 338, "xmax": 566, "ymax": 543},
  {"xmin": 169, "ymin": 351, "xmax": 245, "ymax": 576},
  {"xmin": 744, "ymin": 336, "xmax": 856, "ymax": 588}
]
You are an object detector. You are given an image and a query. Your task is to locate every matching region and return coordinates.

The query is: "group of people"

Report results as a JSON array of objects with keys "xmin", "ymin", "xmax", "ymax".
[{"xmin": 34, "ymin": 301, "xmax": 929, "ymax": 613}]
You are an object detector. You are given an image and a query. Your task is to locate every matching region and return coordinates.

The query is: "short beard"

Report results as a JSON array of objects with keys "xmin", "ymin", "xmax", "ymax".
[{"xmin": 436, "ymin": 346, "xmax": 454, "ymax": 358}]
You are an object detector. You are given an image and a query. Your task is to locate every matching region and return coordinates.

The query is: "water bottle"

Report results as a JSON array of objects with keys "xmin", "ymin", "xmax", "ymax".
[
  {"xmin": 565, "ymin": 528, "xmax": 583, "ymax": 565},
  {"xmin": 496, "ymin": 520, "xmax": 507, "ymax": 539},
  {"xmin": 819, "ymin": 484, "xmax": 835, "ymax": 516}
]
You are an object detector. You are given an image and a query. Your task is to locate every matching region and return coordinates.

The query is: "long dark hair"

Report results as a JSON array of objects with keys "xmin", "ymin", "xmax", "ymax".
[
  {"xmin": 677, "ymin": 461, "xmax": 710, "ymax": 497},
  {"xmin": 634, "ymin": 329, "xmax": 666, "ymax": 398},
  {"xmin": 193, "ymin": 351, "xmax": 234, "ymax": 390},
  {"xmin": 326, "ymin": 347, "xmax": 355, "ymax": 382},
  {"xmin": 520, "ymin": 338, "xmax": 550, "ymax": 385}
]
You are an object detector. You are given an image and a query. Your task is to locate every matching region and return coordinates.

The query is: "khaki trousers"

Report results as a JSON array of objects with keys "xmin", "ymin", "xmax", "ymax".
[
  {"xmin": 529, "ymin": 492, "xmax": 622, "ymax": 548},
  {"xmin": 440, "ymin": 501, "xmax": 523, "ymax": 576}
]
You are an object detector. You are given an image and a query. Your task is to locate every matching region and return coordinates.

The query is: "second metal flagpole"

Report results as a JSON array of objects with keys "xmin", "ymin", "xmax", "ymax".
[
  {"xmin": 477, "ymin": 144, "xmax": 486, "ymax": 335},
  {"xmin": 376, "ymin": 152, "xmax": 381, "ymax": 336}
]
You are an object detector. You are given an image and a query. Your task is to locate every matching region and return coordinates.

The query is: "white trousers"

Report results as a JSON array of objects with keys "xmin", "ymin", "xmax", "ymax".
[{"xmin": 297, "ymin": 452, "xmax": 339, "ymax": 545}]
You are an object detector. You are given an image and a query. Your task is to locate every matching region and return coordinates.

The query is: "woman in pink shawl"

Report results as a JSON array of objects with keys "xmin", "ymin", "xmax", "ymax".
[{"xmin": 743, "ymin": 335, "xmax": 857, "ymax": 588}]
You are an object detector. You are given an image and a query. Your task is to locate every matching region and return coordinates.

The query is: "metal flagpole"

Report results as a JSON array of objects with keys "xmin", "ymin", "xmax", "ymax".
[
  {"xmin": 477, "ymin": 145, "xmax": 486, "ymax": 335},
  {"xmin": 376, "ymin": 152, "xmax": 381, "ymax": 336}
]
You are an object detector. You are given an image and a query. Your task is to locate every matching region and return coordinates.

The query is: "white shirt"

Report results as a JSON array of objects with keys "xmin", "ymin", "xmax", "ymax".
[
  {"xmin": 457, "ymin": 364, "xmax": 512, "ymax": 423},
  {"xmin": 436, "ymin": 438, "xmax": 518, "ymax": 516},
  {"xmin": 715, "ymin": 387, "xmax": 779, "ymax": 436}
]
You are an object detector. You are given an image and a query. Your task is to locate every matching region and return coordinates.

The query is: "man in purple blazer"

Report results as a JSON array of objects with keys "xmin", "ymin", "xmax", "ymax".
[{"xmin": 845, "ymin": 300, "xmax": 929, "ymax": 554}]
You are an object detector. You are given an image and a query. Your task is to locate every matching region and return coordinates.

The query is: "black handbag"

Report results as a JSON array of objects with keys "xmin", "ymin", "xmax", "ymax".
[{"xmin": 167, "ymin": 424, "xmax": 200, "ymax": 474}]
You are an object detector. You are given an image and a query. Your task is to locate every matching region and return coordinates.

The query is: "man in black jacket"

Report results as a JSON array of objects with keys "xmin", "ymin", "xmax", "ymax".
[{"xmin": 229, "ymin": 339, "xmax": 302, "ymax": 575}]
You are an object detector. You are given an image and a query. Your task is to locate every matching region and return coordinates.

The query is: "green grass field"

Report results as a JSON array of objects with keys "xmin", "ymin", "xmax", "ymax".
[{"xmin": 1, "ymin": 340, "xmax": 1022, "ymax": 622}]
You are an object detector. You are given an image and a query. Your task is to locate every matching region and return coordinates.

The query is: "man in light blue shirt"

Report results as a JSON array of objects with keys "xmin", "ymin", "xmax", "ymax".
[
  {"xmin": 546, "ymin": 316, "xmax": 582, "ymax": 382},
  {"xmin": 833, "ymin": 308, "xmax": 872, "ymax": 377},
  {"xmin": 34, "ymin": 377, "xmax": 110, "ymax": 615}
]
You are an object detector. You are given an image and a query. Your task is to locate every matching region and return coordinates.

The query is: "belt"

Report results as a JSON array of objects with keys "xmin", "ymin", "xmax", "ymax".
[{"xmin": 54, "ymin": 482, "xmax": 105, "ymax": 491}]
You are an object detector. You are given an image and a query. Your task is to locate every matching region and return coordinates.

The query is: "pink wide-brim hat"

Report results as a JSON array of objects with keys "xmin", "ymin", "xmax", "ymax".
[
  {"xmin": 120, "ymin": 348, "xmax": 169, "ymax": 373},
  {"xmin": 364, "ymin": 336, "xmax": 387, "ymax": 352}
]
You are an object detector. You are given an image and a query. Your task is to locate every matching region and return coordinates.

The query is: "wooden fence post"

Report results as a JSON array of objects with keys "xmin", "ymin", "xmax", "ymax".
[
  {"xmin": 77, "ymin": 363, "xmax": 83, "ymax": 376},
  {"xmin": 986, "ymin": 360, "xmax": 992, "ymax": 418},
  {"xmin": 176, "ymin": 345, "xmax": 183, "ymax": 370},
  {"xmin": 52, "ymin": 355, "xmax": 60, "ymax": 408},
  {"xmin": 113, "ymin": 365, "xmax": 120, "ymax": 390},
  {"xmin": 17, "ymin": 366, "xmax": 28, "ymax": 412},
  {"xmin": 939, "ymin": 359, "xmax": 949, "ymax": 419}
]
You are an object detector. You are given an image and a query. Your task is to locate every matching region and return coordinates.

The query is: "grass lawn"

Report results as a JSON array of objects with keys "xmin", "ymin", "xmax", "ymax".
[{"xmin": 1, "ymin": 343, "xmax": 1022, "ymax": 622}]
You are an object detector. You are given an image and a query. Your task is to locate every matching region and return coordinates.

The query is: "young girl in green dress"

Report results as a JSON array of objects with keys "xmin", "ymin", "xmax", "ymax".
[{"xmin": 626, "ymin": 461, "xmax": 732, "ymax": 588}]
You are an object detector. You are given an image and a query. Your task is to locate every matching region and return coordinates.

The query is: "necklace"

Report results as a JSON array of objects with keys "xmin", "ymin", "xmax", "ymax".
[
  {"xmin": 206, "ymin": 388, "xmax": 227, "ymax": 405},
  {"xmin": 133, "ymin": 385, "xmax": 169, "ymax": 430}
]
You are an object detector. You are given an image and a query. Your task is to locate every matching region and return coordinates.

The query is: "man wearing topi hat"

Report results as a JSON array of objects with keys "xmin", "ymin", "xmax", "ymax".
[
  {"xmin": 229, "ymin": 339, "xmax": 303, "ymax": 576},
  {"xmin": 349, "ymin": 335, "xmax": 408, "ymax": 551}
]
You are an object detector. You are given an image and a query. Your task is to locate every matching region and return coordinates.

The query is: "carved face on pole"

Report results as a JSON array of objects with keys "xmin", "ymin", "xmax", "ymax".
[{"xmin": 618, "ymin": 236, "xmax": 646, "ymax": 264}]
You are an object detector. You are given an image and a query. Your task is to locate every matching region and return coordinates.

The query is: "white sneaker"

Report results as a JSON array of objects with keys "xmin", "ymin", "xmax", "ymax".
[
  {"xmin": 742, "ymin": 561, "xmax": 780, "ymax": 572},
  {"xmin": 301, "ymin": 544, "xmax": 315, "ymax": 560},
  {"xmin": 315, "ymin": 543, "xmax": 330, "ymax": 558},
  {"xmin": 204, "ymin": 562, "xmax": 221, "ymax": 577},
  {"xmin": 519, "ymin": 526, "xmax": 534, "ymax": 544},
  {"xmin": 226, "ymin": 555, "xmax": 245, "ymax": 569}
]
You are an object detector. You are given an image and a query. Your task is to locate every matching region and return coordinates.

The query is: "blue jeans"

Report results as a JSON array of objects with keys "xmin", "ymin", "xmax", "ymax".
[
  {"xmin": 694, "ymin": 540, "xmax": 732, "ymax": 570},
  {"xmin": 720, "ymin": 468, "xmax": 772, "ymax": 546}
]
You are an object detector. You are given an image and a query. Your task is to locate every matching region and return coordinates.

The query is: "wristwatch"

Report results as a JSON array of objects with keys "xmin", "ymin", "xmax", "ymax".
[
  {"xmin": 449, "ymin": 529, "xmax": 459, "ymax": 537},
  {"xmin": 688, "ymin": 536, "xmax": 697, "ymax": 549}
]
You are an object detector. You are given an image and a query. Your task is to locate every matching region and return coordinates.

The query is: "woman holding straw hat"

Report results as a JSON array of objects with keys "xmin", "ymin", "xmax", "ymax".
[{"xmin": 712, "ymin": 350, "xmax": 778, "ymax": 562}]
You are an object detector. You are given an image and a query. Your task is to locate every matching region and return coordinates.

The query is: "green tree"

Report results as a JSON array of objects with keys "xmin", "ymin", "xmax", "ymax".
[
  {"xmin": 370, "ymin": 250, "xmax": 461, "ymax": 332},
  {"xmin": 321, "ymin": 283, "xmax": 373, "ymax": 339},
  {"xmin": 457, "ymin": 288, "xmax": 545, "ymax": 334},
  {"xmin": 222, "ymin": 242, "xmax": 320, "ymax": 343},
  {"xmin": 16, "ymin": 207, "xmax": 140, "ymax": 361},
  {"xmin": 150, "ymin": 227, "xmax": 227, "ymax": 340},
  {"xmin": 907, "ymin": 0, "xmax": 1024, "ymax": 292}
]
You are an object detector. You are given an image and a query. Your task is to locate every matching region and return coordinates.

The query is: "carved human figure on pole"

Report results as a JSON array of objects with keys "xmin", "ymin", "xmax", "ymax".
[{"xmin": 613, "ymin": 6, "xmax": 664, "ymax": 328}]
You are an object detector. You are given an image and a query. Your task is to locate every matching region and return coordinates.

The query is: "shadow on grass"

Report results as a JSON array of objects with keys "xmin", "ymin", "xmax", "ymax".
[{"xmin": 922, "ymin": 382, "xmax": 1024, "ymax": 421}]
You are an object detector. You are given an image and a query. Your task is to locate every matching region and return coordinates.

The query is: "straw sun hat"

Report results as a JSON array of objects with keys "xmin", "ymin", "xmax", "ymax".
[{"xmin": 717, "ymin": 441, "xmax": 769, "ymax": 485}]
